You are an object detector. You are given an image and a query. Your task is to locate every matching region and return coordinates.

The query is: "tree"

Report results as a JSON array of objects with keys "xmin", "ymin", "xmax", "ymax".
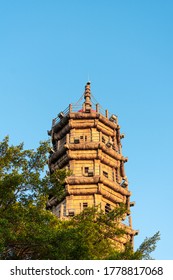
[
  {"xmin": 0, "ymin": 136, "xmax": 66, "ymax": 259},
  {"xmin": 0, "ymin": 136, "xmax": 160, "ymax": 260},
  {"xmin": 135, "ymin": 231, "xmax": 160, "ymax": 260}
]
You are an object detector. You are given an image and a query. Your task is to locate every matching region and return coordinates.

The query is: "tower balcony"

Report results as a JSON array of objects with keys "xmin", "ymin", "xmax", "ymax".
[
  {"xmin": 50, "ymin": 103, "xmax": 118, "ymax": 132},
  {"xmin": 66, "ymin": 175, "xmax": 131, "ymax": 197},
  {"xmin": 49, "ymin": 140, "xmax": 127, "ymax": 170}
]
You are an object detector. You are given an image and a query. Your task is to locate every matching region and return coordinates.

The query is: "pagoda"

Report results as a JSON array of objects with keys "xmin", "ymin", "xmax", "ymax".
[{"xmin": 47, "ymin": 82, "xmax": 138, "ymax": 247}]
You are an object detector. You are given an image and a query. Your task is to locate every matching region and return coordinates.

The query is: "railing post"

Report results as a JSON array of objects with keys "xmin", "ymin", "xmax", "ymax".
[
  {"xmin": 105, "ymin": 109, "xmax": 109, "ymax": 118},
  {"xmin": 69, "ymin": 104, "xmax": 72, "ymax": 113}
]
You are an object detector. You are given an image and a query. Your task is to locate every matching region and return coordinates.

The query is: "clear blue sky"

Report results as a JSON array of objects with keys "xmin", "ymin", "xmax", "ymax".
[{"xmin": 0, "ymin": 0, "xmax": 173, "ymax": 259}]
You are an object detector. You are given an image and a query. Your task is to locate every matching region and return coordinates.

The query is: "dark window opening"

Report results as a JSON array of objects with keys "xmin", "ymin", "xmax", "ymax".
[
  {"xmin": 83, "ymin": 202, "xmax": 88, "ymax": 208},
  {"xmin": 74, "ymin": 138, "xmax": 80, "ymax": 144},
  {"xmin": 105, "ymin": 203, "xmax": 111, "ymax": 213},
  {"xmin": 103, "ymin": 171, "xmax": 108, "ymax": 178},
  {"xmin": 68, "ymin": 210, "xmax": 75, "ymax": 217},
  {"xmin": 85, "ymin": 167, "xmax": 89, "ymax": 173},
  {"xmin": 84, "ymin": 167, "xmax": 93, "ymax": 176}
]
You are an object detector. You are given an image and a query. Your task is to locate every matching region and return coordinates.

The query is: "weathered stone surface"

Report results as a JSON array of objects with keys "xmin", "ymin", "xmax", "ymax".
[{"xmin": 48, "ymin": 82, "xmax": 137, "ymax": 248}]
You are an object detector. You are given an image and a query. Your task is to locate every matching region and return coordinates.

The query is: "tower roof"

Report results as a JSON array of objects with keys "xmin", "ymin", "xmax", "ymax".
[{"xmin": 51, "ymin": 82, "xmax": 117, "ymax": 128}]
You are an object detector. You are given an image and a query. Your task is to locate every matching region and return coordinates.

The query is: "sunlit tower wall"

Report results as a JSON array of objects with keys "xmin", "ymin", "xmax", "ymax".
[{"xmin": 47, "ymin": 82, "xmax": 138, "ymax": 246}]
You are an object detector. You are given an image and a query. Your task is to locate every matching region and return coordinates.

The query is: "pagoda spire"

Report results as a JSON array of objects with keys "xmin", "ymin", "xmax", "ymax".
[{"xmin": 83, "ymin": 81, "xmax": 92, "ymax": 112}]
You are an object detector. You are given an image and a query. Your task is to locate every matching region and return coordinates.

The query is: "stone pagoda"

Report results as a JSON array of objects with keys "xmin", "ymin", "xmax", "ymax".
[{"xmin": 47, "ymin": 82, "xmax": 138, "ymax": 246}]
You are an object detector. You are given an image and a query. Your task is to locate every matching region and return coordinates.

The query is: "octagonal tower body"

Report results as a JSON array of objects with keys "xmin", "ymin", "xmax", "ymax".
[{"xmin": 48, "ymin": 82, "xmax": 137, "ymax": 246}]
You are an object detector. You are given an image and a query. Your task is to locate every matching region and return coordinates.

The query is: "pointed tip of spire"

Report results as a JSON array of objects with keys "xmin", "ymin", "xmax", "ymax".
[
  {"xmin": 84, "ymin": 81, "xmax": 91, "ymax": 93},
  {"xmin": 84, "ymin": 81, "xmax": 91, "ymax": 111},
  {"xmin": 85, "ymin": 81, "xmax": 91, "ymax": 89}
]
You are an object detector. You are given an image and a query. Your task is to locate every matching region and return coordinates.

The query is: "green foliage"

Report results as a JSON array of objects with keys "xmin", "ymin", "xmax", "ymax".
[
  {"xmin": 44, "ymin": 169, "xmax": 71, "ymax": 203},
  {"xmin": 0, "ymin": 136, "xmax": 160, "ymax": 260},
  {"xmin": 136, "ymin": 231, "xmax": 161, "ymax": 260},
  {"xmin": 0, "ymin": 136, "xmax": 49, "ymax": 208},
  {"xmin": 0, "ymin": 136, "xmax": 67, "ymax": 259}
]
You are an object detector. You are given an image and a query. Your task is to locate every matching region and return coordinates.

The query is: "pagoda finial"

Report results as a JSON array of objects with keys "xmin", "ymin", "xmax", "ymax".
[{"xmin": 83, "ymin": 81, "xmax": 92, "ymax": 112}]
